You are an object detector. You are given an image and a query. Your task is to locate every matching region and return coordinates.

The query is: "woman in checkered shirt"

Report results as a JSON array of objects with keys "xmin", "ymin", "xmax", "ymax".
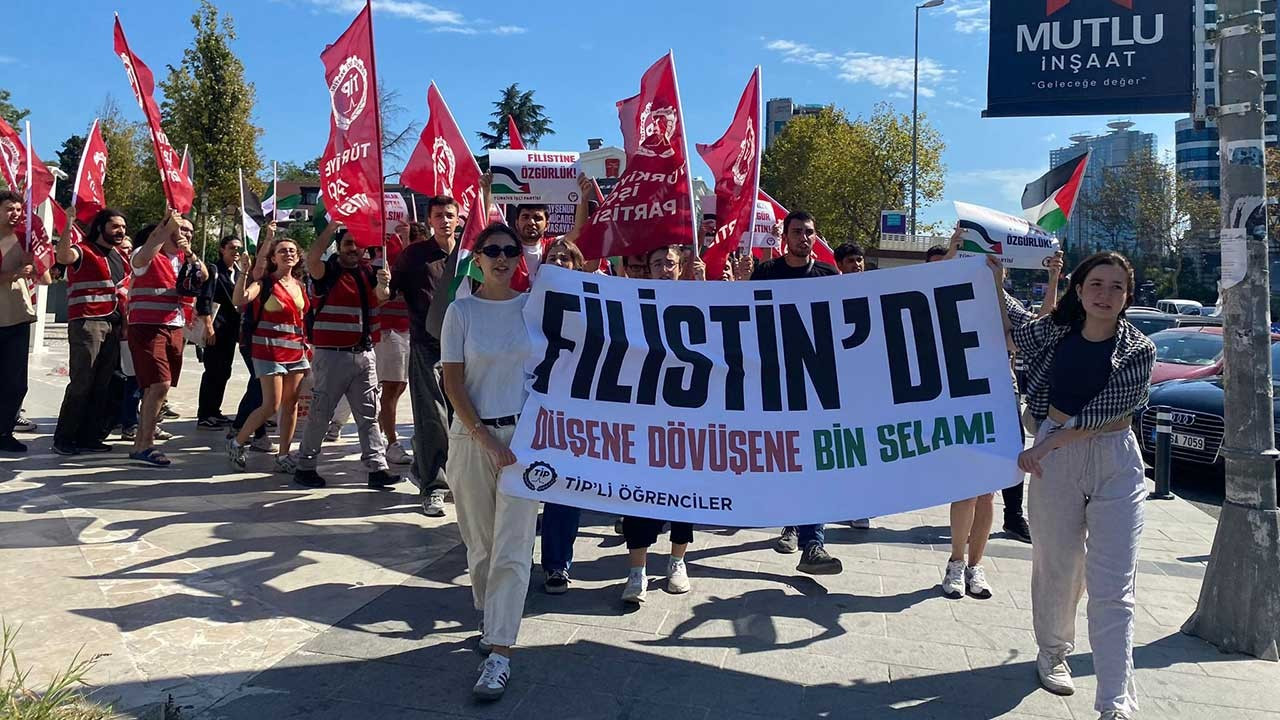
[{"xmin": 992, "ymin": 251, "xmax": 1155, "ymax": 720}]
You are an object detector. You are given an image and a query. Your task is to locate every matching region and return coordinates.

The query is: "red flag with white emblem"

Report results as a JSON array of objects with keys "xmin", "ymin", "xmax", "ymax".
[
  {"xmin": 696, "ymin": 67, "xmax": 761, "ymax": 281},
  {"xmin": 318, "ymin": 1, "xmax": 385, "ymax": 248},
  {"xmin": 113, "ymin": 15, "xmax": 194, "ymax": 214},
  {"xmin": 73, "ymin": 118, "xmax": 110, "ymax": 224},
  {"xmin": 574, "ymin": 52, "xmax": 696, "ymax": 260},
  {"xmin": 401, "ymin": 82, "xmax": 485, "ymax": 237}
]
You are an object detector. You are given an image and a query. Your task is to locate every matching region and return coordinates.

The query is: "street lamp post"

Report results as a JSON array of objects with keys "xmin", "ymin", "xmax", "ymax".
[{"xmin": 912, "ymin": 0, "xmax": 944, "ymax": 238}]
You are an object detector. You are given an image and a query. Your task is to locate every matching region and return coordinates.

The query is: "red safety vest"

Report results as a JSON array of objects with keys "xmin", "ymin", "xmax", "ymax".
[
  {"xmin": 66, "ymin": 242, "xmax": 122, "ymax": 320},
  {"xmin": 251, "ymin": 279, "xmax": 309, "ymax": 363},
  {"xmin": 126, "ymin": 250, "xmax": 186, "ymax": 326},
  {"xmin": 373, "ymin": 235, "xmax": 409, "ymax": 335},
  {"xmin": 311, "ymin": 265, "xmax": 375, "ymax": 349}
]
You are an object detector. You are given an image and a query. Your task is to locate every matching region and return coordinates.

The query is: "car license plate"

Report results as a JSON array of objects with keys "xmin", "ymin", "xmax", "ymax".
[{"xmin": 1171, "ymin": 432, "xmax": 1206, "ymax": 451}]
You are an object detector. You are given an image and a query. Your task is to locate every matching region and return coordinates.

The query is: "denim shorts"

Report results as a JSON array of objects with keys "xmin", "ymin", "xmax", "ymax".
[{"xmin": 252, "ymin": 358, "xmax": 311, "ymax": 377}]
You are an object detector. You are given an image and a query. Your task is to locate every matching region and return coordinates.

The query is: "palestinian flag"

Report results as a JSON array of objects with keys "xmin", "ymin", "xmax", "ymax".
[
  {"xmin": 239, "ymin": 169, "xmax": 267, "ymax": 249},
  {"xmin": 311, "ymin": 195, "xmax": 332, "ymax": 234},
  {"xmin": 263, "ymin": 187, "xmax": 303, "ymax": 222},
  {"xmin": 1022, "ymin": 151, "xmax": 1089, "ymax": 232}
]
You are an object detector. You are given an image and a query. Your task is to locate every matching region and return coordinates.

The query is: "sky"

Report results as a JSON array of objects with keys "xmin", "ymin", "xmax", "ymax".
[{"xmin": 3, "ymin": 0, "xmax": 1185, "ymax": 231}]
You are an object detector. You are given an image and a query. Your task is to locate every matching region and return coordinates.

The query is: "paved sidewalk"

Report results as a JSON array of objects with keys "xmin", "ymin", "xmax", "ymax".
[{"xmin": 4, "ymin": 342, "xmax": 1279, "ymax": 719}]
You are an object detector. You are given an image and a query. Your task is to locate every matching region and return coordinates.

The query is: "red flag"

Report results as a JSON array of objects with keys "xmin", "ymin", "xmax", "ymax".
[
  {"xmin": 508, "ymin": 115, "xmax": 525, "ymax": 150},
  {"xmin": 696, "ymin": 68, "xmax": 761, "ymax": 281},
  {"xmin": 114, "ymin": 15, "xmax": 194, "ymax": 214},
  {"xmin": 318, "ymin": 1, "xmax": 385, "ymax": 248},
  {"xmin": 402, "ymin": 82, "xmax": 484, "ymax": 230},
  {"xmin": 0, "ymin": 118, "xmax": 53, "ymax": 210},
  {"xmin": 575, "ymin": 53, "xmax": 696, "ymax": 260},
  {"xmin": 73, "ymin": 118, "xmax": 109, "ymax": 224}
]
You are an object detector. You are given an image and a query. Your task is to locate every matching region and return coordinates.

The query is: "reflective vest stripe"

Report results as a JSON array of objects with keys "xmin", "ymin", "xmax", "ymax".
[
  {"xmin": 69, "ymin": 279, "xmax": 117, "ymax": 291},
  {"xmin": 312, "ymin": 321, "xmax": 363, "ymax": 332},
  {"xmin": 258, "ymin": 322, "xmax": 301, "ymax": 334},
  {"xmin": 252, "ymin": 336, "xmax": 306, "ymax": 351},
  {"xmin": 68, "ymin": 294, "xmax": 117, "ymax": 306},
  {"xmin": 67, "ymin": 244, "xmax": 121, "ymax": 320}
]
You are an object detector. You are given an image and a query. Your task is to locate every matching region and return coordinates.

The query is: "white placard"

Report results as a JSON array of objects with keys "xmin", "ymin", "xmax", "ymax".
[
  {"xmin": 1220, "ymin": 228, "xmax": 1247, "ymax": 289},
  {"xmin": 488, "ymin": 149, "xmax": 582, "ymax": 204},
  {"xmin": 954, "ymin": 201, "xmax": 1060, "ymax": 270}
]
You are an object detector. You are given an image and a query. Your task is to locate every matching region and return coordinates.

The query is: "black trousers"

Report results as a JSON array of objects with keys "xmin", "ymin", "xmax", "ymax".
[
  {"xmin": 623, "ymin": 516, "xmax": 694, "ymax": 550},
  {"xmin": 231, "ymin": 345, "xmax": 266, "ymax": 439},
  {"xmin": 0, "ymin": 323, "xmax": 31, "ymax": 437},
  {"xmin": 1003, "ymin": 481, "xmax": 1025, "ymax": 521},
  {"xmin": 198, "ymin": 323, "xmax": 238, "ymax": 420},
  {"xmin": 54, "ymin": 318, "xmax": 121, "ymax": 446}
]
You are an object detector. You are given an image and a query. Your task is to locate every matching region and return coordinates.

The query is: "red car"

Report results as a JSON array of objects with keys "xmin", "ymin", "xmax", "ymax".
[{"xmin": 1148, "ymin": 326, "xmax": 1280, "ymax": 384}]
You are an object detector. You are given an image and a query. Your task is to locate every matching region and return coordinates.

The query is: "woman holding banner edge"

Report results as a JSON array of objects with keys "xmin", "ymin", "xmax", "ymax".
[
  {"xmin": 440, "ymin": 223, "xmax": 538, "ymax": 701},
  {"xmin": 990, "ymin": 251, "xmax": 1154, "ymax": 720}
]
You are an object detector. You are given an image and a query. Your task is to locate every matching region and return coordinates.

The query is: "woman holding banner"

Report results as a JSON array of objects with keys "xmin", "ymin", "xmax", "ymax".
[
  {"xmin": 226, "ymin": 237, "xmax": 309, "ymax": 474},
  {"xmin": 992, "ymin": 252, "xmax": 1154, "ymax": 720},
  {"xmin": 618, "ymin": 244, "xmax": 704, "ymax": 605},
  {"xmin": 440, "ymin": 224, "xmax": 537, "ymax": 701}
]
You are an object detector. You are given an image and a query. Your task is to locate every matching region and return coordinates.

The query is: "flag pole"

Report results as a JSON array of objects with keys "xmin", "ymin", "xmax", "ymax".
[
  {"xmin": 363, "ymin": 0, "xmax": 387, "ymax": 259},
  {"xmin": 23, "ymin": 121, "xmax": 33, "ymax": 254},
  {"xmin": 238, "ymin": 167, "xmax": 247, "ymax": 253},
  {"xmin": 272, "ymin": 160, "xmax": 278, "ymax": 224},
  {"xmin": 67, "ymin": 118, "xmax": 98, "ymax": 238},
  {"xmin": 410, "ymin": 191, "xmax": 418, "ymax": 222},
  {"xmin": 666, "ymin": 50, "xmax": 700, "ymax": 256}
]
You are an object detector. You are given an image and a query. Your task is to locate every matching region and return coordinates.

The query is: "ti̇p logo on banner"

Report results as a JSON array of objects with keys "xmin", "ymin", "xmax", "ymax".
[
  {"xmin": 523, "ymin": 462, "xmax": 558, "ymax": 492},
  {"xmin": 329, "ymin": 56, "xmax": 369, "ymax": 130}
]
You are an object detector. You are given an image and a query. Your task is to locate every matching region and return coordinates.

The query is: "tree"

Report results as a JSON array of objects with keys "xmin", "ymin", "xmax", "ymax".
[
  {"xmin": 476, "ymin": 84, "xmax": 553, "ymax": 149},
  {"xmin": 275, "ymin": 160, "xmax": 320, "ymax": 182},
  {"xmin": 761, "ymin": 104, "xmax": 945, "ymax": 248},
  {"xmin": 380, "ymin": 84, "xmax": 420, "ymax": 170},
  {"xmin": 159, "ymin": 0, "xmax": 262, "ymax": 214},
  {"xmin": 54, "ymin": 134, "xmax": 86, "ymax": 207},
  {"xmin": 0, "ymin": 88, "xmax": 28, "ymax": 126},
  {"xmin": 98, "ymin": 96, "xmax": 167, "ymax": 225}
]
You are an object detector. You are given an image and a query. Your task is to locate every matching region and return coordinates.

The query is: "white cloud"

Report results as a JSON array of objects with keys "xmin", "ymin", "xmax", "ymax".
[
  {"xmin": 1043, "ymin": 133, "xmax": 1059, "ymax": 143},
  {"xmin": 942, "ymin": 0, "xmax": 989, "ymax": 34},
  {"xmin": 301, "ymin": 0, "xmax": 524, "ymax": 35},
  {"xmin": 765, "ymin": 39, "xmax": 950, "ymax": 97},
  {"xmin": 950, "ymin": 167, "xmax": 1043, "ymax": 207},
  {"xmin": 0, "ymin": 56, "xmax": 15, "ymax": 64},
  {"xmin": 944, "ymin": 98, "xmax": 981, "ymax": 112}
]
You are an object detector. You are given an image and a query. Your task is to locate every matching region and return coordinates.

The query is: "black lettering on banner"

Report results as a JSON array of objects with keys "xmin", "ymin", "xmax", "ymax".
[
  {"xmin": 753, "ymin": 290, "xmax": 782, "ymax": 411},
  {"xmin": 709, "ymin": 305, "xmax": 750, "ymax": 411},
  {"xmin": 881, "ymin": 291, "xmax": 942, "ymax": 404},
  {"xmin": 572, "ymin": 291, "xmax": 606, "ymax": 399},
  {"xmin": 637, "ymin": 291, "xmax": 665, "ymax": 405},
  {"xmin": 780, "ymin": 302, "xmax": 839, "ymax": 410},
  {"xmin": 661, "ymin": 306, "xmax": 712, "ymax": 408},
  {"xmin": 596, "ymin": 299, "xmax": 633, "ymax": 403},
  {"xmin": 532, "ymin": 290, "xmax": 581, "ymax": 394},
  {"xmin": 841, "ymin": 297, "xmax": 872, "ymax": 349},
  {"xmin": 934, "ymin": 283, "xmax": 990, "ymax": 398}
]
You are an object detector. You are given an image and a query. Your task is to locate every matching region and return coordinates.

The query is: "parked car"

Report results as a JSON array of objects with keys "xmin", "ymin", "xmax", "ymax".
[
  {"xmin": 1136, "ymin": 341, "xmax": 1280, "ymax": 468},
  {"xmin": 1148, "ymin": 327, "xmax": 1227, "ymax": 384},
  {"xmin": 1125, "ymin": 308, "xmax": 1179, "ymax": 336},
  {"xmin": 1157, "ymin": 299, "xmax": 1204, "ymax": 315}
]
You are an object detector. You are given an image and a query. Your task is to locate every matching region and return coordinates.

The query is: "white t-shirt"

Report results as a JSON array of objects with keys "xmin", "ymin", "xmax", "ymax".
[
  {"xmin": 523, "ymin": 242, "xmax": 542, "ymax": 278},
  {"xmin": 131, "ymin": 248, "xmax": 185, "ymax": 327},
  {"xmin": 440, "ymin": 293, "xmax": 531, "ymax": 419}
]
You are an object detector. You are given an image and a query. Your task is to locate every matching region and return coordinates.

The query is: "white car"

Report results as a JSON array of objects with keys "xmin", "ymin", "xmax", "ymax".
[{"xmin": 1157, "ymin": 299, "xmax": 1204, "ymax": 316}]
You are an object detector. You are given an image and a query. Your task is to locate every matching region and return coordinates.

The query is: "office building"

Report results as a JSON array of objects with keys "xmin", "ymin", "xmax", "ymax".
[
  {"xmin": 765, "ymin": 98, "xmax": 825, "ymax": 148},
  {"xmin": 1051, "ymin": 121, "xmax": 1158, "ymax": 253}
]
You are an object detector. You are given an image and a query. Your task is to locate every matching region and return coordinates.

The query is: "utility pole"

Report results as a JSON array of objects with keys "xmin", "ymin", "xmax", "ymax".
[
  {"xmin": 1182, "ymin": 0, "xmax": 1280, "ymax": 661},
  {"xmin": 911, "ymin": 0, "xmax": 944, "ymax": 237}
]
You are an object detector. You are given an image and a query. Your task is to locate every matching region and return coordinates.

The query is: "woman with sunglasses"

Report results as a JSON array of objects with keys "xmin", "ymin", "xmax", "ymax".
[
  {"xmin": 441, "ymin": 224, "xmax": 537, "ymax": 700},
  {"xmin": 227, "ymin": 238, "xmax": 310, "ymax": 474}
]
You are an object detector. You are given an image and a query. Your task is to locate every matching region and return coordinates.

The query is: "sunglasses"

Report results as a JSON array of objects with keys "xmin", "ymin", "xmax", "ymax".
[{"xmin": 479, "ymin": 245, "xmax": 521, "ymax": 259}]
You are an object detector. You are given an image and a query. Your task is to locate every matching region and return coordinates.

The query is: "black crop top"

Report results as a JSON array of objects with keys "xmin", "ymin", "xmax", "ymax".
[{"xmin": 1048, "ymin": 330, "xmax": 1116, "ymax": 417}]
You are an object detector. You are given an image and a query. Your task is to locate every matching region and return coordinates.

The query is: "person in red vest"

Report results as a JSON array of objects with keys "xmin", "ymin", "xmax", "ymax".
[
  {"xmin": 52, "ymin": 208, "xmax": 129, "ymax": 455},
  {"xmin": 126, "ymin": 211, "xmax": 207, "ymax": 466},
  {"xmin": 226, "ymin": 237, "xmax": 309, "ymax": 473},
  {"xmin": 371, "ymin": 221, "xmax": 413, "ymax": 467},
  {"xmin": 293, "ymin": 221, "xmax": 399, "ymax": 490}
]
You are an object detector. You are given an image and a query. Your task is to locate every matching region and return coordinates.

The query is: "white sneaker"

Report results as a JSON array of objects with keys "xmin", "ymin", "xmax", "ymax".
[
  {"xmin": 324, "ymin": 421, "xmax": 342, "ymax": 442},
  {"xmin": 965, "ymin": 564, "xmax": 993, "ymax": 599},
  {"xmin": 941, "ymin": 559, "xmax": 965, "ymax": 599},
  {"xmin": 1037, "ymin": 650, "xmax": 1075, "ymax": 696},
  {"xmin": 226, "ymin": 438, "xmax": 246, "ymax": 470},
  {"xmin": 274, "ymin": 452, "xmax": 299, "ymax": 474},
  {"xmin": 422, "ymin": 488, "xmax": 447, "ymax": 517},
  {"xmin": 249, "ymin": 436, "xmax": 278, "ymax": 453},
  {"xmin": 472, "ymin": 655, "xmax": 509, "ymax": 700},
  {"xmin": 386, "ymin": 441, "xmax": 413, "ymax": 465},
  {"xmin": 846, "ymin": 518, "xmax": 872, "ymax": 529},
  {"xmin": 621, "ymin": 569, "xmax": 648, "ymax": 604},
  {"xmin": 666, "ymin": 557, "xmax": 690, "ymax": 594}
]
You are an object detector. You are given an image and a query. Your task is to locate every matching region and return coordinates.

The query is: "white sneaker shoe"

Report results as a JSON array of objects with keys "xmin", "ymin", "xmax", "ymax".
[
  {"xmin": 621, "ymin": 570, "xmax": 648, "ymax": 604},
  {"xmin": 422, "ymin": 488, "xmax": 447, "ymax": 517},
  {"xmin": 1037, "ymin": 650, "xmax": 1075, "ymax": 696},
  {"xmin": 666, "ymin": 557, "xmax": 690, "ymax": 594},
  {"xmin": 226, "ymin": 438, "xmax": 246, "ymax": 470},
  {"xmin": 472, "ymin": 655, "xmax": 509, "ymax": 700},
  {"xmin": 386, "ymin": 441, "xmax": 412, "ymax": 465},
  {"xmin": 965, "ymin": 564, "xmax": 993, "ymax": 599},
  {"xmin": 941, "ymin": 559, "xmax": 965, "ymax": 599},
  {"xmin": 249, "ymin": 436, "xmax": 278, "ymax": 453}
]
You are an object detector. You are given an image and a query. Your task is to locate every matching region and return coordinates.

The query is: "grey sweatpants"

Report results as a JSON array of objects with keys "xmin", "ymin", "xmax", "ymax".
[
  {"xmin": 1029, "ymin": 419, "xmax": 1145, "ymax": 717},
  {"xmin": 408, "ymin": 340, "xmax": 449, "ymax": 494},
  {"xmin": 297, "ymin": 348, "xmax": 387, "ymax": 472}
]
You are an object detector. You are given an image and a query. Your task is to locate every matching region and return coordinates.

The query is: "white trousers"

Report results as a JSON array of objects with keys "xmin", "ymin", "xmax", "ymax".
[
  {"xmin": 446, "ymin": 421, "xmax": 538, "ymax": 648},
  {"xmin": 1029, "ymin": 420, "xmax": 1145, "ymax": 716}
]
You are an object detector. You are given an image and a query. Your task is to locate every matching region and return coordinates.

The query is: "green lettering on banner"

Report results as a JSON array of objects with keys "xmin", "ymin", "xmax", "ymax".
[
  {"xmin": 877, "ymin": 424, "xmax": 899, "ymax": 463},
  {"xmin": 813, "ymin": 425, "xmax": 869, "ymax": 471},
  {"xmin": 954, "ymin": 413, "xmax": 983, "ymax": 445},
  {"xmin": 814, "ymin": 429, "xmax": 836, "ymax": 471},
  {"xmin": 931, "ymin": 415, "xmax": 953, "ymax": 449}
]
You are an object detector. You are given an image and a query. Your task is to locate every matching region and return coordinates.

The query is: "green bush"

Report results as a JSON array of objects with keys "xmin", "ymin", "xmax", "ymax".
[{"xmin": 0, "ymin": 623, "xmax": 117, "ymax": 720}]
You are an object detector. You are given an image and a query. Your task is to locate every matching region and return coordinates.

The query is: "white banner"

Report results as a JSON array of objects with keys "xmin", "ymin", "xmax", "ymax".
[
  {"xmin": 499, "ymin": 260, "xmax": 1023, "ymax": 527},
  {"xmin": 955, "ymin": 200, "xmax": 1060, "ymax": 270},
  {"xmin": 384, "ymin": 192, "xmax": 410, "ymax": 225},
  {"xmin": 488, "ymin": 149, "xmax": 582, "ymax": 204},
  {"xmin": 742, "ymin": 198, "xmax": 781, "ymax": 250}
]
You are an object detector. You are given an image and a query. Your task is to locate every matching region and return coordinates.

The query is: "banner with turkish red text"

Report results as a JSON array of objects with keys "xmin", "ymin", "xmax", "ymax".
[
  {"xmin": 697, "ymin": 67, "xmax": 761, "ymax": 280},
  {"xmin": 114, "ymin": 16, "xmax": 194, "ymax": 213},
  {"xmin": 319, "ymin": 1, "xmax": 385, "ymax": 248},
  {"xmin": 499, "ymin": 261, "xmax": 1022, "ymax": 525},
  {"xmin": 574, "ymin": 53, "xmax": 695, "ymax": 260}
]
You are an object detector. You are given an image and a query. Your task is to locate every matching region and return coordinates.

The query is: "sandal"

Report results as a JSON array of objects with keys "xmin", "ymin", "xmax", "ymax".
[{"xmin": 129, "ymin": 448, "xmax": 171, "ymax": 467}]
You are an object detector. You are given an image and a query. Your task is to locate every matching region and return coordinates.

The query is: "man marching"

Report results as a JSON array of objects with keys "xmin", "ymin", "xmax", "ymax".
[
  {"xmin": 373, "ymin": 220, "xmax": 414, "ymax": 467},
  {"xmin": 0, "ymin": 190, "xmax": 52, "ymax": 453},
  {"xmin": 293, "ymin": 220, "xmax": 400, "ymax": 490},
  {"xmin": 52, "ymin": 209, "xmax": 129, "ymax": 455}
]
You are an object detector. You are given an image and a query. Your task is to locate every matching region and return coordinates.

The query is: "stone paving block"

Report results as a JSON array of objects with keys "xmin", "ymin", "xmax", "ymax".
[
  {"xmin": 329, "ymin": 657, "xmax": 530, "ymax": 718},
  {"xmin": 564, "ymin": 626, "xmax": 730, "ymax": 669},
  {"xmin": 885, "ymin": 614, "xmax": 1039, "ymax": 652},
  {"xmin": 1136, "ymin": 665, "xmax": 1280, "ymax": 712},
  {"xmin": 803, "ymin": 632, "xmax": 972, "ymax": 673},
  {"xmin": 888, "ymin": 663, "xmax": 1073, "ymax": 719},
  {"xmin": 950, "ymin": 599, "xmax": 1037, "ymax": 631}
]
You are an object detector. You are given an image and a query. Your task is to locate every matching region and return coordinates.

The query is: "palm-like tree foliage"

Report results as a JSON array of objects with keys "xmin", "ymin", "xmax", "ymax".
[{"xmin": 476, "ymin": 84, "xmax": 554, "ymax": 149}]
